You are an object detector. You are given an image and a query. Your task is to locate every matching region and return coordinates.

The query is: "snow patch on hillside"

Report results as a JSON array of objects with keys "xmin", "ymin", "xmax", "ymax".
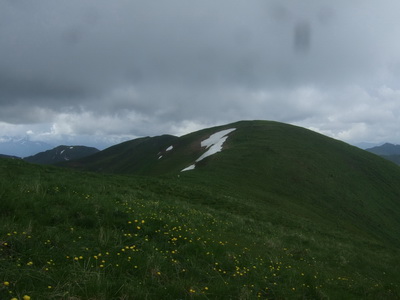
[
  {"xmin": 181, "ymin": 164, "xmax": 195, "ymax": 171},
  {"xmin": 196, "ymin": 128, "xmax": 236, "ymax": 162},
  {"xmin": 181, "ymin": 128, "xmax": 236, "ymax": 172},
  {"xmin": 166, "ymin": 145, "xmax": 173, "ymax": 151}
]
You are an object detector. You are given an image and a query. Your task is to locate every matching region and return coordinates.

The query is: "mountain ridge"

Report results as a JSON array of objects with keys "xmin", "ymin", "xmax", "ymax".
[
  {"xmin": 366, "ymin": 142, "xmax": 400, "ymax": 155},
  {"xmin": 60, "ymin": 120, "xmax": 400, "ymax": 245},
  {"xmin": 2, "ymin": 120, "xmax": 400, "ymax": 298},
  {"xmin": 0, "ymin": 136, "xmax": 52, "ymax": 157},
  {"xmin": 366, "ymin": 142, "xmax": 400, "ymax": 165},
  {"xmin": 24, "ymin": 145, "xmax": 100, "ymax": 165}
]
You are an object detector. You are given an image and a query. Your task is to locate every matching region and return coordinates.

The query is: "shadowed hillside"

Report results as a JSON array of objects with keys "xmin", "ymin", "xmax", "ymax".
[
  {"xmin": 63, "ymin": 135, "xmax": 178, "ymax": 174},
  {"xmin": 2, "ymin": 120, "xmax": 400, "ymax": 299},
  {"xmin": 24, "ymin": 145, "xmax": 99, "ymax": 165},
  {"xmin": 66, "ymin": 120, "xmax": 400, "ymax": 245}
]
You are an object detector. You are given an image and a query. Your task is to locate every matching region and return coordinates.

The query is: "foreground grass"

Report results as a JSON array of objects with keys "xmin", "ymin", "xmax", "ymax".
[{"xmin": 1, "ymin": 158, "xmax": 400, "ymax": 299}]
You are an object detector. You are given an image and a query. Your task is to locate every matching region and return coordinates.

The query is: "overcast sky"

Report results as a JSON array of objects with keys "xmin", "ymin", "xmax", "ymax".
[{"xmin": 1, "ymin": 0, "xmax": 400, "ymax": 149}]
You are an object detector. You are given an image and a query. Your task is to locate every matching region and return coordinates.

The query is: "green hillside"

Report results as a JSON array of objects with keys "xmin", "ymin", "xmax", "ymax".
[
  {"xmin": 2, "ymin": 120, "xmax": 400, "ymax": 299},
  {"xmin": 24, "ymin": 146, "xmax": 99, "ymax": 165},
  {"xmin": 177, "ymin": 121, "xmax": 400, "ymax": 244},
  {"xmin": 68, "ymin": 120, "xmax": 400, "ymax": 245},
  {"xmin": 64, "ymin": 135, "xmax": 178, "ymax": 174}
]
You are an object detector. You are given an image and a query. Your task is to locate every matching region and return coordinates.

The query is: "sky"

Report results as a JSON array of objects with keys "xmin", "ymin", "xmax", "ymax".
[{"xmin": 2, "ymin": 0, "xmax": 400, "ymax": 149}]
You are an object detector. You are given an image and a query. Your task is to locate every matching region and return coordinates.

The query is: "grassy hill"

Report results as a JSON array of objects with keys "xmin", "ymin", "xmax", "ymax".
[
  {"xmin": 24, "ymin": 146, "xmax": 99, "ymax": 165},
  {"xmin": 68, "ymin": 120, "xmax": 400, "ymax": 245},
  {"xmin": 1, "ymin": 120, "xmax": 400, "ymax": 299},
  {"xmin": 63, "ymin": 135, "xmax": 178, "ymax": 174}
]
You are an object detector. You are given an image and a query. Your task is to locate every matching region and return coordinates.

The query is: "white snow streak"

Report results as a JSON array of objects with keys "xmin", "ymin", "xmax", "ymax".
[
  {"xmin": 166, "ymin": 145, "xmax": 173, "ymax": 151},
  {"xmin": 181, "ymin": 164, "xmax": 195, "ymax": 171},
  {"xmin": 196, "ymin": 128, "xmax": 236, "ymax": 162},
  {"xmin": 181, "ymin": 128, "xmax": 236, "ymax": 172}
]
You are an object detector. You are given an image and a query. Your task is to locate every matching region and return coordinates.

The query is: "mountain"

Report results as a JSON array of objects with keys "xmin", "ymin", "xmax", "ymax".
[
  {"xmin": 2, "ymin": 120, "xmax": 400, "ymax": 298},
  {"xmin": 0, "ymin": 154, "xmax": 21, "ymax": 160},
  {"xmin": 366, "ymin": 143, "xmax": 400, "ymax": 165},
  {"xmin": 0, "ymin": 136, "xmax": 52, "ymax": 157},
  {"xmin": 64, "ymin": 120, "xmax": 400, "ymax": 243},
  {"xmin": 24, "ymin": 145, "xmax": 100, "ymax": 165},
  {"xmin": 62, "ymin": 135, "xmax": 179, "ymax": 173},
  {"xmin": 354, "ymin": 141, "xmax": 381, "ymax": 149},
  {"xmin": 366, "ymin": 142, "xmax": 400, "ymax": 155}
]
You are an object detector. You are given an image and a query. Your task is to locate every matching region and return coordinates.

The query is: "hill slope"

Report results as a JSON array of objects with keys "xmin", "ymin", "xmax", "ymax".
[
  {"xmin": 0, "ymin": 154, "xmax": 21, "ymax": 160},
  {"xmin": 67, "ymin": 120, "xmax": 400, "ymax": 245},
  {"xmin": 63, "ymin": 135, "xmax": 178, "ymax": 173},
  {"xmin": 2, "ymin": 120, "xmax": 400, "ymax": 299},
  {"xmin": 1, "ymin": 157, "xmax": 400, "ymax": 299},
  {"xmin": 24, "ymin": 145, "xmax": 100, "ymax": 165}
]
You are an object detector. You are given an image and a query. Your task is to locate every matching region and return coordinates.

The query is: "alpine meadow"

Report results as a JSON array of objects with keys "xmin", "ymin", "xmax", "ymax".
[{"xmin": 1, "ymin": 120, "xmax": 400, "ymax": 299}]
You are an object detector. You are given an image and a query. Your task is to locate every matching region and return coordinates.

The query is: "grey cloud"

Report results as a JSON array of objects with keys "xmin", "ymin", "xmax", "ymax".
[
  {"xmin": 293, "ymin": 20, "xmax": 311, "ymax": 54},
  {"xmin": 0, "ymin": 71, "xmax": 86, "ymax": 103},
  {"xmin": 0, "ymin": 104, "xmax": 56, "ymax": 124},
  {"xmin": 1, "ymin": 1, "xmax": 400, "ymax": 146},
  {"xmin": 2, "ymin": 1, "xmax": 383, "ymax": 97}
]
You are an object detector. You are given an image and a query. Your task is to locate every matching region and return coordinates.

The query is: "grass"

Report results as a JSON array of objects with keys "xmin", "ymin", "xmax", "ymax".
[
  {"xmin": 174, "ymin": 121, "xmax": 400, "ymax": 245},
  {"xmin": 1, "ymin": 157, "xmax": 400, "ymax": 299},
  {"xmin": 2, "ymin": 120, "xmax": 400, "ymax": 299}
]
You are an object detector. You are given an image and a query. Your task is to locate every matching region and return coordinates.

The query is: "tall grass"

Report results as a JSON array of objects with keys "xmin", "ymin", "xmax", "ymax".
[{"xmin": 1, "ymin": 158, "xmax": 400, "ymax": 299}]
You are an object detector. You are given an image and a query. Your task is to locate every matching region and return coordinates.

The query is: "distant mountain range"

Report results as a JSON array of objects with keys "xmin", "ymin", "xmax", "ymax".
[
  {"xmin": 0, "ymin": 136, "xmax": 52, "ymax": 157},
  {"xmin": 2, "ymin": 133, "xmax": 400, "ymax": 168},
  {"xmin": 0, "ymin": 153, "xmax": 21, "ymax": 160},
  {"xmin": 366, "ymin": 143, "xmax": 400, "ymax": 165},
  {"xmin": 54, "ymin": 120, "xmax": 400, "ymax": 247},
  {"xmin": 0, "ymin": 143, "xmax": 99, "ymax": 165}
]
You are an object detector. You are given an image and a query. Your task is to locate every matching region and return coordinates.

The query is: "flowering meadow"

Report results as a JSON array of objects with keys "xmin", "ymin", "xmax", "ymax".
[{"xmin": 1, "ymin": 158, "xmax": 399, "ymax": 299}]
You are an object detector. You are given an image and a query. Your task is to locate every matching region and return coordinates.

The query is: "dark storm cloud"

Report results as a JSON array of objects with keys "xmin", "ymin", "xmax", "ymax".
[
  {"xmin": 293, "ymin": 20, "xmax": 311, "ymax": 54},
  {"xmin": 0, "ymin": 0, "xmax": 355, "ymax": 102},
  {"xmin": 0, "ymin": 71, "xmax": 86, "ymax": 102},
  {"xmin": 1, "ymin": 0, "xmax": 400, "ymax": 146}
]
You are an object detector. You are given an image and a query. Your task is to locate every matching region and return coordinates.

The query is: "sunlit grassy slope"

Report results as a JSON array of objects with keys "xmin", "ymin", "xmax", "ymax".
[{"xmin": 2, "ymin": 120, "xmax": 400, "ymax": 299}]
